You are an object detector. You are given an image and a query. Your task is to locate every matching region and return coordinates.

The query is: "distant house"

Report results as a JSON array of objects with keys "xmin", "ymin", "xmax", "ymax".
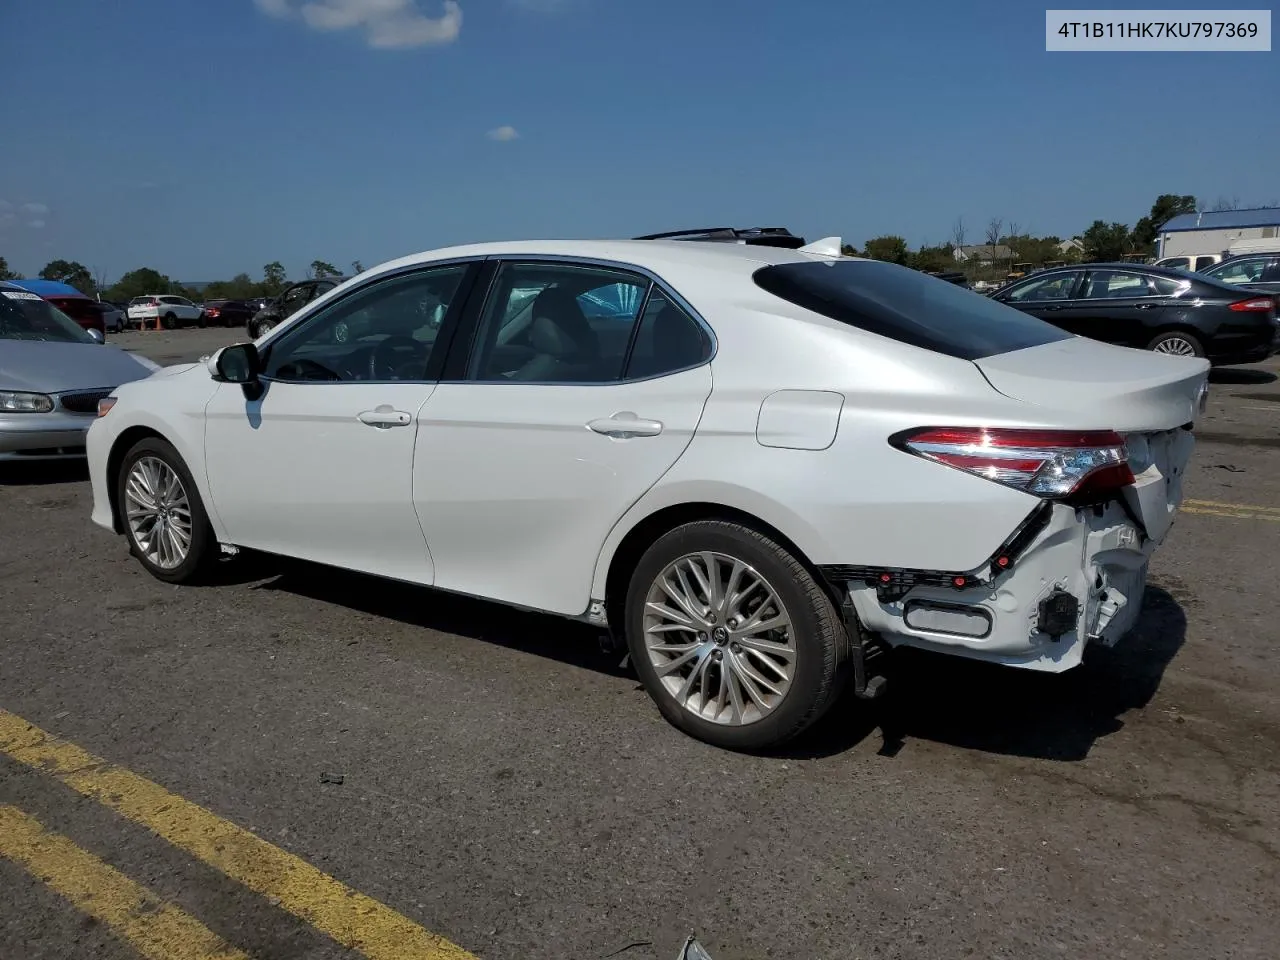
[
  {"xmin": 1156, "ymin": 208, "xmax": 1280, "ymax": 259},
  {"xmin": 952, "ymin": 244, "xmax": 1015, "ymax": 265},
  {"xmin": 1057, "ymin": 238, "xmax": 1084, "ymax": 256}
]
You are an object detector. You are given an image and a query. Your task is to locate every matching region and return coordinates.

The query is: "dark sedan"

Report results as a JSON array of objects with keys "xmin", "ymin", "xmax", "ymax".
[
  {"xmin": 990, "ymin": 262, "xmax": 1278, "ymax": 364},
  {"xmin": 1200, "ymin": 254, "xmax": 1280, "ymax": 298},
  {"xmin": 200, "ymin": 299, "xmax": 258, "ymax": 328},
  {"xmin": 247, "ymin": 277, "xmax": 347, "ymax": 338}
]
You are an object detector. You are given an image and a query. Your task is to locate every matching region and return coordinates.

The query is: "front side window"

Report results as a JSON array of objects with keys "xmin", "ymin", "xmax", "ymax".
[
  {"xmin": 752, "ymin": 259, "xmax": 1070, "ymax": 362},
  {"xmin": 1003, "ymin": 272, "xmax": 1081, "ymax": 302},
  {"xmin": 263, "ymin": 266, "xmax": 469, "ymax": 383},
  {"xmin": 467, "ymin": 262, "xmax": 652, "ymax": 383},
  {"xmin": 277, "ymin": 284, "xmax": 315, "ymax": 316},
  {"xmin": 0, "ymin": 290, "xmax": 97, "ymax": 343},
  {"xmin": 1193, "ymin": 256, "xmax": 1220, "ymax": 271},
  {"xmin": 1081, "ymin": 271, "xmax": 1153, "ymax": 299},
  {"xmin": 1207, "ymin": 258, "xmax": 1267, "ymax": 285},
  {"xmin": 1160, "ymin": 257, "xmax": 1191, "ymax": 270}
]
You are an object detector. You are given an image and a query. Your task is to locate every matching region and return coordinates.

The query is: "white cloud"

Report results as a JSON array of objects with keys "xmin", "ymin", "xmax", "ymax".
[
  {"xmin": 27, "ymin": 220, "xmax": 46, "ymax": 229},
  {"xmin": 23, "ymin": 202, "xmax": 49, "ymax": 215},
  {"xmin": 0, "ymin": 199, "xmax": 11, "ymax": 210},
  {"xmin": 486, "ymin": 125, "xmax": 519, "ymax": 141},
  {"xmin": 255, "ymin": 0, "xmax": 462, "ymax": 48},
  {"xmin": 0, "ymin": 212, "xmax": 15, "ymax": 224}
]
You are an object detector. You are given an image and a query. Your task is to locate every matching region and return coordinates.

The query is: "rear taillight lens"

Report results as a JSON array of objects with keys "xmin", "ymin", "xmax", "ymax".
[
  {"xmin": 894, "ymin": 427, "xmax": 1135, "ymax": 500},
  {"xmin": 205, "ymin": 308, "xmax": 220, "ymax": 317},
  {"xmin": 1229, "ymin": 297, "xmax": 1275, "ymax": 312}
]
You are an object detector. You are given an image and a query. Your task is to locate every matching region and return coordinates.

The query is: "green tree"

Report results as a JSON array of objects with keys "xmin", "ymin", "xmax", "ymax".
[
  {"xmin": 1081, "ymin": 221, "xmax": 1133, "ymax": 262},
  {"xmin": 912, "ymin": 242, "xmax": 956, "ymax": 273},
  {"xmin": 39, "ymin": 259, "xmax": 95, "ymax": 295},
  {"xmin": 106, "ymin": 267, "xmax": 172, "ymax": 302},
  {"xmin": 0, "ymin": 256, "xmax": 21, "ymax": 280},
  {"xmin": 1132, "ymin": 194, "xmax": 1197, "ymax": 252},
  {"xmin": 839, "ymin": 243, "xmax": 861, "ymax": 258},
  {"xmin": 351, "ymin": 260, "xmax": 365, "ymax": 275},
  {"xmin": 309, "ymin": 260, "xmax": 341, "ymax": 279},
  {"xmin": 262, "ymin": 261, "xmax": 287, "ymax": 296},
  {"xmin": 862, "ymin": 235, "xmax": 910, "ymax": 265}
]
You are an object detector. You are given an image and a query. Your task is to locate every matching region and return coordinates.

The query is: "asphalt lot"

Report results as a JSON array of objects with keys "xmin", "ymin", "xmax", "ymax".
[{"xmin": 2, "ymin": 326, "xmax": 1278, "ymax": 960}]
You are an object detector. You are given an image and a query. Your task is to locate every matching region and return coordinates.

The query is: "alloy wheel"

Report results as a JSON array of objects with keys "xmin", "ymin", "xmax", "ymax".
[
  {"xmin": 124, "ymin": 456, "xmax": 193, "ymax": 570},
  {"xmin": 1153, "ymin": 336, "xmax": 1197, "ymax": 357},
  {"xmin": 642, "ymin": 551, "xmax": 796, "ymax": 726}
]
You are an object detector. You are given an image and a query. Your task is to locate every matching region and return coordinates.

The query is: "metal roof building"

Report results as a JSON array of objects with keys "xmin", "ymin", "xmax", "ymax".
[{"xmin": 1157, "ymin": 207, "xmax": 1280, "ymax": 258}]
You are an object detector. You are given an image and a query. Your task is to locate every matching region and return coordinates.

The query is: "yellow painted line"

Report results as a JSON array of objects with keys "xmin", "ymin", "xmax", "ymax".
[
  {"xmin": 0, "ymin": 805, "xmax": 250, "ymax": 960},
  {"xmin": 1181, "ymin": 505, "xmax": 1280, "ymax": 523},
  {"xmin": 1184, "ymin": 498, "xmax": 1280, "ymax": 515},
  {"xmin": 0, "ymin": 709, "xmax": 477, "ymax": 960}
]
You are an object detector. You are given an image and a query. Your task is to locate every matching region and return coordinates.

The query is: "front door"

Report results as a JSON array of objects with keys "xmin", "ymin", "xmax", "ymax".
[
  {"xmin": 203, "ymin": 262, "xmax": 477, "ymax": 583},
  {"xmin": 413, "ymin": 259, "xmax": 715, "ymax": 616},
  {"xmin": 997, "ymin": 270, "xmax": 1085, "ymax": 331}
]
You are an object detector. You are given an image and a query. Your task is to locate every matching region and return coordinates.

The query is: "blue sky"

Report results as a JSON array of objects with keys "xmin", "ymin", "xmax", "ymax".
[{"xmin": 1, "ymin": 0, "xmax": 1276, "ymax": 283}]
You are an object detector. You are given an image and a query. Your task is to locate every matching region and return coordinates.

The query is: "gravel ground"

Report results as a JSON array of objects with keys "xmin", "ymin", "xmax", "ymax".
[{"xmin": 2, "ymin": 327, "xmax": 1277, "ymax": 960}]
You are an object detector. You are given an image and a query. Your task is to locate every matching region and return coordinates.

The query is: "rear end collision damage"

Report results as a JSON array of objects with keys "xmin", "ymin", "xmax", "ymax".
[{"xmin": 825, "ymin": 424, "xmax": 1197, "ymax": 673}]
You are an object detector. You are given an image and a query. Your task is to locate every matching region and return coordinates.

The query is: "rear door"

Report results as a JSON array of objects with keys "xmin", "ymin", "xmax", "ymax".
[
  {"xmin": 1069, "ymin": 269, "xmax": 1168, "ymax": 348},
  {"xmin": 412, "ymin": 258, "xmax": 714, "ymax": 616}
]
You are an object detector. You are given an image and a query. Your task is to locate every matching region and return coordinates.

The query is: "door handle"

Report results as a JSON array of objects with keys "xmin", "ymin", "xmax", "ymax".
[
  {"xmin": 358, "ymin": 406, "xmax": 411, "ymax": 429},
  {"xmin": 1042, "ymin": 304, "xmax": 1062, "ymax": 311},
  {"xmin": 1135, "ymin": 303, "xmax": 1156, "ymax": 310},
  {"xmin": 588, "ymin": 412, "xmax": 663, "ymax": 438}
]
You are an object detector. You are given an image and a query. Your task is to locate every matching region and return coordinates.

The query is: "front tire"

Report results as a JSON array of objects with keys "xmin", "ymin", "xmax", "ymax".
[
  {"xmin": 624, "ymin": 520, "xmax": 848, "ymax": 751},
  {"xmin": 116, "ymin": 437, "xmax": 216, "ymax": 584},
  {"xmin": 162, "ymin": 312, "xmax": 177, "ymax": 330}
]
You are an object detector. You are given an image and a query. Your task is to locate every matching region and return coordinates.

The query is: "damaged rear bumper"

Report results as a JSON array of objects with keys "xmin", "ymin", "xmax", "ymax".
[{"xmin": 823, "ymin": 499, "xmax": 1161, "ymax": 673}]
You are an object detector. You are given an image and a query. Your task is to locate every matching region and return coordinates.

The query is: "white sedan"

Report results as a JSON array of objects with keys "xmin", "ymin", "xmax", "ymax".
[{"xmin": 86, "ymin": 237, "xmax": 1209, "ymax": 750}]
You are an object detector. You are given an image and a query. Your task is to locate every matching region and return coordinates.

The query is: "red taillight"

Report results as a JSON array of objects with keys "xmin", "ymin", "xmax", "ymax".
[
  {"xmin": 1229, "ymin": 297, "xmax": 1275, "ymax": 312},
  {"xmin": 205, "ymin": 308, "xmax": 220, "ymax": 317},
  {"xmin": 895, "ymin": 427, "xmax": 1135, "ymax": 500}
]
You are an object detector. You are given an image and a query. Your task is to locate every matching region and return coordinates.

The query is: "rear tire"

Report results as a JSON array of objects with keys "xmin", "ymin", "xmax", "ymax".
[
  {"xmin": 116, "ymin": 436, "xmax": 217, "ymax": 585},
  {"xmin": 1148, "ymin": 330, "xmax": 1204, "ymax": 358},
  {"xmin": 624, "ymin": 520, "xmax": 848, "ymax": 751}
]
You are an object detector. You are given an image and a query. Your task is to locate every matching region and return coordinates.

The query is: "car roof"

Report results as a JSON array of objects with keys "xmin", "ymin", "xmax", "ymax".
[
  {"xmin": 5, "ymin": 278, "xmax": 87, "ymax": 298},
  {"xmin": 369, "ymin": 238, "xmax": 844, "ymax": 280}
]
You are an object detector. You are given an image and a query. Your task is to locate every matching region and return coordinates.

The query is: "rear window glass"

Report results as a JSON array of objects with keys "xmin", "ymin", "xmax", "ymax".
[{"xmin": 752, "ymin": 260, "xmax": 1071, "ymax": 361}]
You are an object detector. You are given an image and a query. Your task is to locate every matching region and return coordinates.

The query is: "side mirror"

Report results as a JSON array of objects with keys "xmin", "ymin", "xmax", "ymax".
[
  {"xmin": 87, "ymin": 328, "xmax": 105, "ymax": 344},
  {"xmin": 213, "ymin": 343, "xmax": 261, "ymax": 383}
]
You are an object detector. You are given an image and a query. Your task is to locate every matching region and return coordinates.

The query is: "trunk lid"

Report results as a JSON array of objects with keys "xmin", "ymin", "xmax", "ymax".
[
  {"xmin": 973, "ymin": 335, "xmax": 1208, "ymax": 432},
  {"xmin": 974, "ymin": 335, "xmax": 1208, "ymax": 545}
]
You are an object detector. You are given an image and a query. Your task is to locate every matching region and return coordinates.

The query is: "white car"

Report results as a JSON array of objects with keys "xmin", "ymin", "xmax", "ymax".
[
  {"xmin": 126, "ymin": 295, "xmax": 204, "ymax": 330},
  {"xmin": 86, "ymin": 237, "xmax": 1210, "ymax": 750}
]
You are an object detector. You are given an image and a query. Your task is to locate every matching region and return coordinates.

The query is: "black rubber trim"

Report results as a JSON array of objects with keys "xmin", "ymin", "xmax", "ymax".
[{"xmin": 818, "ymin": 500, "xmax": 1053, "ymax": 602}]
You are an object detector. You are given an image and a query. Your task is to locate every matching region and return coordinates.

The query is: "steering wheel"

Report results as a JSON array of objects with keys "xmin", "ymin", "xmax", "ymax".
[{"xmin": 369, "ymin": 335, "xmax": 427, "ymax": 380}]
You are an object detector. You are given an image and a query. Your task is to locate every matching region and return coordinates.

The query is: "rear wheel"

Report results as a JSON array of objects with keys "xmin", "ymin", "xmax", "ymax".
[
  {"xmin": 1148, "ymin": 330, "xmax": 1204, "ymax": 358},
  {"xmin": 196, "ymin": 313, "xmax": 207, "ymax": 329},
  {"xmin": 624, "ymin": 520, "xmax": 848, "ymax": 751},
  {"xmin": 116, "ymin": 437, "xmax": 216, "ymax": 584}
]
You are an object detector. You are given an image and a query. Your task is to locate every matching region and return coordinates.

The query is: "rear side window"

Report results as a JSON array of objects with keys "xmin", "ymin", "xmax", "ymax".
[{"xmin": 752, "ymin": 260, "xmax": 1071, "ymax": 361}]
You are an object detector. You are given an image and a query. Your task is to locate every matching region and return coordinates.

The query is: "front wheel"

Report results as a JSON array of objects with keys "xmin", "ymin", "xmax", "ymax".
[
  {"xmin": 162, "ymin": 312, "xmax": 177, "ymax": 330},
  {"xmin": 116, "ymin": 436, "xmax": 217, "ymax": 584},
  {"xmin": 1148, "ymin": 330, "xmax": 1204, "ymax": 358},
  {"xmin": 624, "ymin": 520, "xmax": 848, "ymax": 751}
]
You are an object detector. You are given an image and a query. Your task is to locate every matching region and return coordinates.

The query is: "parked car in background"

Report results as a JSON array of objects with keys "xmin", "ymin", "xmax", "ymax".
[
  {"xmin": 6, "ymin": 279, "xmax": 108, "ymax": 338},
  {"xmin": 0, "ymin": 282, "xmax": 158, "ymax": 461},
  {"xmin": 200, "ymin": 299, "xmax": 258, "ymax": 328},
  {"xmin": 97, "ymin": 300, "xmax": 125, "ymax": 333},
  {"xmin": 127, "ymin": 295, "xmax": 205, "ymax": 330},
  {"xmin": 87, "ymin": 236, "xmax": 1210, "ymax": 750},
  {"xmin": 990, "ymin": 262, "xmax": 1278, "ymax": 364},
  {"xmin": 1199, "ymin": 254, "xmax": 1280, "ymax": 299},
  {"xmin": 247, "ymin": 277, "xmax": 348, "ymax": 338},
  {"xmin": 1155, "ymin": 254, "xmax": 1223, "ymax": 272}
]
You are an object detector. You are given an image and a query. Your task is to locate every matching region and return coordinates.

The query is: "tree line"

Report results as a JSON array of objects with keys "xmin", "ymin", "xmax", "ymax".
[
  {"xmin": 0, "ymin": 258, "xmax": 363, "ymax": 304},
  {"xmin": 2, "ymin": 191, "xmax": 1272, "ymax": 300}
]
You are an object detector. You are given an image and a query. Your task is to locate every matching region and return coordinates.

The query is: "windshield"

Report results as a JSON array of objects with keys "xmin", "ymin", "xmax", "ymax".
[
  {"xmin": 753, "ymin": 259, "xmax": 1071, "ymax": 361},
  {"xmin": 0, "ymin": 289, "xmax": 98, "ymax": 344}
]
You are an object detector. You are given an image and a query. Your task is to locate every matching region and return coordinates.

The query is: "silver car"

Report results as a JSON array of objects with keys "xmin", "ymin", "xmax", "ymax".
[{"xmin": 1, "ymin": 282, "xmax": 159, "ymax": 462}]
